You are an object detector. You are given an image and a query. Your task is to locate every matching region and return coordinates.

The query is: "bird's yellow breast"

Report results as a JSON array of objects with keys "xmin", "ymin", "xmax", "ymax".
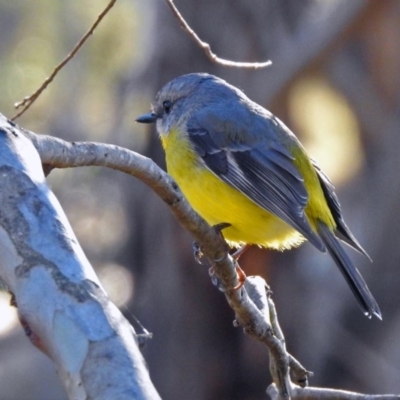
[{"xmin": 161, "ymin": 128, "xmax": 305, "ymax": 250}]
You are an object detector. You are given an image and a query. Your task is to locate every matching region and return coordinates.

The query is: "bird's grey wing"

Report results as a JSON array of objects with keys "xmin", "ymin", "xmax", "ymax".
[
  {"xmin": 312, "ymin": 161, "xmax": 370, "ymax": 258},
  {"xmin": 187, "ymin": 113, "xmax": 326, "ymax": 251}
]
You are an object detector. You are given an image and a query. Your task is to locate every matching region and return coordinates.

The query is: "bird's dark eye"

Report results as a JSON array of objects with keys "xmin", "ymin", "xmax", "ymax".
[{"xmin": 163, "ymin": 100, "xmax": 172, "ymax": 114}]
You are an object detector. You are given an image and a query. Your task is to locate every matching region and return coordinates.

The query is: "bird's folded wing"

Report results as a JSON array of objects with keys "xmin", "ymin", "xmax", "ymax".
[
  {"xmin": 187, "ymin": 117, "xmax": 326, "ymax": 251},
  {"xmin": 313, "ymin": 161, "xmax": 370, "ymax": 258}
]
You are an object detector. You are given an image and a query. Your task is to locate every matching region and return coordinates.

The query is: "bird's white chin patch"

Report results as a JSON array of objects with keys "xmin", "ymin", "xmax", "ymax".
[{"xmin": 156, "ymin": 119, "xmax": 170, "ymax": 137}]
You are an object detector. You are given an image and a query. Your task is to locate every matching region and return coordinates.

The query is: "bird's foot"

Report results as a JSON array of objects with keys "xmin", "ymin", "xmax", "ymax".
[
  {"xmin": 209, "ymin": 261, "xmax": 247, "ymax": 291},
  {"xmin": 212, "ymin": 222, "xmax": 232, "ymax": 236},
  {"xmin": 192, "ymin": 222, "xmax": 232, "ymax": 264},
  {"xmin": 231, "ymin": 263, "xmax": 247, "ymax": 290},
  {"xmin": 192, "ymin": 241, "xmax": 207, "ymax": 265},
  {"xmin": 194, "ymin": 222, "xmax": 246, "ymax": 290}
]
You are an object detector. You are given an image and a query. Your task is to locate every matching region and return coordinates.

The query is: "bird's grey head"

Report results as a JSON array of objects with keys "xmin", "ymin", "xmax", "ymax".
[{"xmin": 136, "ymin": 73, "xmax": 240, "ymax": 137}]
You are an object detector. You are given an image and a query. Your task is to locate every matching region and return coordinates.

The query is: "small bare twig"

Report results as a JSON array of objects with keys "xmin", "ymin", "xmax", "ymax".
[
  {"xmin": 289, "ymin": 355, "xmax": 313, "ymax": 388},
  {"xmin": 267, "ymin": 291, "xmax": 313, "ymax": 387},
  {"xmin": 164, "ymin": 0, "xmax": 272, "ymax": 69},
  {"xmin": 12, "ymin": 0, "xmax": 117, "ymax": 121}
]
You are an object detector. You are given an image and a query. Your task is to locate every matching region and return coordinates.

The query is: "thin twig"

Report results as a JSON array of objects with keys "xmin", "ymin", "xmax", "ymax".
[
  {"xmin": 289, "ymin": 355, "xmax": 313, "ymax": 388},
  {"xmin": 267, "ymin": 291, "xmax": 313, "ymax": 387},
  {"xmin": 12, "ymin": 0, "xmax": 117, "ymax": 121},
  {"xmin": 164, "ymin": 0, "xmax": 272, "ymax": 69}
]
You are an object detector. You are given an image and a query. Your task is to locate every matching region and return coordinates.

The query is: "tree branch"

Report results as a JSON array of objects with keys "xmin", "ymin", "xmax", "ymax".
[{"xmin": 164, "ymin": 0, "xmax": 272, "ymax": 69}]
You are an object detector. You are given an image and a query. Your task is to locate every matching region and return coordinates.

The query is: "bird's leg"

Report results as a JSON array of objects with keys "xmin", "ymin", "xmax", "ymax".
[
  {"xmin": 209, "ymin": 257, "xmax": 247, "ymax": 291},
  {"xmin": 228, "ymin": 245, "xmax": 250, "ymax": 289},
  {"xmin": 212, "ymin": 223, "xmax": 248, "ymax": 291},
  {"xmin": 231, "ymin": 261, "xmax": 247, "ymax": 290},
  {"xmin": 192, "ymin": 222, "xmax": 247, "ymax": 291},
  {"xmin": 231, "ymin": 244, "xmax": 250, "ymax": 261},
  {"xmin": 207, "ymin": 222, "xmax": 232, "ymax": 279}
]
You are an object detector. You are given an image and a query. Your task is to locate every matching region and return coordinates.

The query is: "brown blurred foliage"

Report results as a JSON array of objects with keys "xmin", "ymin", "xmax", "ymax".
[{"xmin": 0, "ymin": 0, "xmax": 399, "ymax": 399}]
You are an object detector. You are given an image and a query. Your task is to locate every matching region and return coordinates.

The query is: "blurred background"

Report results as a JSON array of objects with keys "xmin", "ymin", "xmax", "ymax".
[{"xmin": 0, "ymin": 0, "xmax": 399, "ymax": 399}]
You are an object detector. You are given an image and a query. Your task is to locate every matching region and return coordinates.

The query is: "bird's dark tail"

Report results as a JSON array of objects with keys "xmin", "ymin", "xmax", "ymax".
[{"xmin": 317, "ymin": 222, "xmax": 381, "ymax": 319}]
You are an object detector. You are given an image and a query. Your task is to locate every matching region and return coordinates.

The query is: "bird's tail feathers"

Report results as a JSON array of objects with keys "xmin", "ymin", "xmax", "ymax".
[{"xmin": 317, "ymin": 222, "xmax": 381, "ymax": 319}]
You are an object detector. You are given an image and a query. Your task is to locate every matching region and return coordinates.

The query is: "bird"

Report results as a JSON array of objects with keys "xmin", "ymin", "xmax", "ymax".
[{"xmin": 136, "ymin": 73, "xmax": 381, "ymax": 319}]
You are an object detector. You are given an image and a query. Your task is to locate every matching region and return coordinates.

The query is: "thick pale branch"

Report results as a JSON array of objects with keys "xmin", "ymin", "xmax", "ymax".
[{"xmin": 0, "ymin": 116, "xmax": 160, "ymax": 399}]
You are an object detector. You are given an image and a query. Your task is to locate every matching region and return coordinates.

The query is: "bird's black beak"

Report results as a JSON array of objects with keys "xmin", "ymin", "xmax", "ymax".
[{"xmin": 136, "ymin": 112, "xmax": 158, "ymax": 124}]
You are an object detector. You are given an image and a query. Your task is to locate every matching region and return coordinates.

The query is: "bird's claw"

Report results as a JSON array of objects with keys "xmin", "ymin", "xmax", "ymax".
[
  {"xmin": 209, "ymin": 263, "xmax": 247, "ymax": 292},
  {"xmin": 193, "ymin": 241, "xmax": 207, "ymax": 265},
  {"xmin": 193, "ymin": 222, "xmax": 231, "ymax": 265},
  {"xmin": 196, "ymin": 222, "xmax": 246, "ymax": 291},
  {"xmin": 231, "ymin": 264, "xmax": 247, "ymax": 290},
  {"xmin": 213, "ymin": 222, "xmax": 232, "ymax": 233}
]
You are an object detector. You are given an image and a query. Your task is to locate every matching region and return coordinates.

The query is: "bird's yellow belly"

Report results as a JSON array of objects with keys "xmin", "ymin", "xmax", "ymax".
[{"xmin": 164, "ymin": 134, "xmax": 304, "ymax": 250}]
